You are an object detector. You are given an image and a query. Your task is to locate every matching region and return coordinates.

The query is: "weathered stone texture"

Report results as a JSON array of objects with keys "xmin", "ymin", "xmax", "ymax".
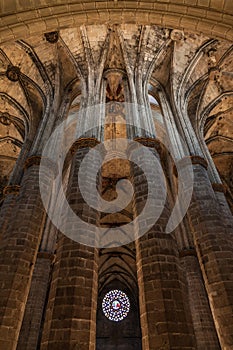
[
  {"xmin": 188, "ymin": 163, "xmax": 233, "ymax": 349},
  {"xmin": 181, "ymin": 253, "xmax": 220, "ymax": 349},
  {"xmin": 16, "ymin": 253, "xmax": 52, "ymax": 350},
  {"xmin": 133, "ymin": 144, "xmax": 196, "ymax": 349},
  {"xmin": 0, "ymin": 160, "xmax": 54, "ymax": 350},
  {"xmin": 0, "ymin": 6, "xmax": 232, "ymax": 349},
  {"xmin": 40, "ymin": 144, "xmax": 99, "ymax": 350}
]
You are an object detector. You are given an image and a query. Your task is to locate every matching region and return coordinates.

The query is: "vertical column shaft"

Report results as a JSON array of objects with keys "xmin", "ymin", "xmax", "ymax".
[
  {"xmin": 41, "ymin": 138, "xmax": 99, "ymax": 350},
  {"xmin": 0, "ymin": 186, "xmax": 20, "ymax": 243},
  {"xmin": 132, "ymin": 138, "xmax": 195, "ymax": 350},
  {"xmin": 16, "ymin": 252, "xmax": 53, "ymax": 350},
  {"xmin": 212, "ymin": 184, "xmax": 233, "ymax": 231},
  {"xmin": 0, "ymin": 156, "xmax": 55, "ymax": 350},
  {"xmin": 188, "ymin": 157, "xmax": 233, "ymax": 349},
  {"xmin": 180, "ymin": 250, "xmax": 220, "ymax": 349}
]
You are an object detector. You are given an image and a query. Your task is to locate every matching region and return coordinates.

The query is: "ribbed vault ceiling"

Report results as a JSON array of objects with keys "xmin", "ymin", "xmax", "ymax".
[{"xmin": 0, "ymin": 23, "xmax": 232, "ymax": 208}]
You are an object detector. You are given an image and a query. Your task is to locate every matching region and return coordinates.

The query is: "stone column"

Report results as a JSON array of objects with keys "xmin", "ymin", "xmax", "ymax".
[
  {"xmin": 212, "ymin": 183, "xmax": 233, "ymax": 231},
  {"xmin": 40, "ymin": 138, "xmax": 99, "ymax": 350},
  {"xmin": 0, "ymin": 186, "xmax": 20, "ymax": 243},
  {"xmin": 16, "ymin": 201, "xmax": 58, "ymax": 349},
  {"xmin": 0, "ymin": 156, "xmax": 55, "ymax": 350},
  {"xmin": 132, "ymin": 138, "xmax": 196, "ymax": 350},
  {"xmin": 188, "ymin": 156, "xmax": 233, "ymax": 349},
  {"xmin": 16, "ymin": 252, "xmax": 53, "ymax": 350},
  {"xmin": 180, "ymin": 249, "xmax": 220, "ymax": 349}
]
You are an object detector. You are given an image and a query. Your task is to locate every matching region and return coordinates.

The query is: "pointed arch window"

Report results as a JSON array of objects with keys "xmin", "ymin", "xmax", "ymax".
[{"xmin": 148, "ymin": 94, "xmax": 159, "ymax": 106}]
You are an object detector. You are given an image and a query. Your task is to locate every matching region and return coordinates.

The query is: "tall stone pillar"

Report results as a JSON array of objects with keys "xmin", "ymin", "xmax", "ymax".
[
  {"xmin": 132, "ymin": 138, "xmax": 196, "ymax": 350},
  {"xmin": 212, "ymin": 183, "xmax": 233, "ymax": 231},
  {"xmin": 0, "ymin": 186, "xmax": 20, "ymax": 243},
  {"xmin": 41, "ymin": 138, "xmax": 99, "ymax": 350},
  {"xmin": 0, "ymin": 156, "xmax": 55, "ymax": 350},
  {"xmin": 16, "ymin": 251, "xmax": 54, "ymax": 350},
  {"xmin": 188, "ymin": 156, "xmax": 233, "ymax": 349},
  {"xmin": 180, "ymin": 249, "xmax": 220, "ymax": 349}
]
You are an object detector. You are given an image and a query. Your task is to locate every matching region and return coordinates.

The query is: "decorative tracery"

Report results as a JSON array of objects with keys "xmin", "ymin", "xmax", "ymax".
[{"xmin": 102, "ymin": 289, "xmax": 130, "ymax": 322}]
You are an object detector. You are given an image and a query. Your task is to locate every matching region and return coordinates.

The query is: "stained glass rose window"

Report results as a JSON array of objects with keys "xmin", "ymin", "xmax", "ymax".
[{"xmin": 102, "ymin": 289, "xmax": 130, "ymax": 322}]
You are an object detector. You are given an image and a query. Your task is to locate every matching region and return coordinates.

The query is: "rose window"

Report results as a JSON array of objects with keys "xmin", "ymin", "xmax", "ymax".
[{"xmin": 102, "ymin": 289, "xmax": 130, "ymax": 322}]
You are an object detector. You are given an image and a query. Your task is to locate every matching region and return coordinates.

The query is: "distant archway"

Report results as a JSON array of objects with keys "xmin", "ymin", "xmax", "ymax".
[{"xmin": 97, "ymin": 247, "xmax": 142, "ymax": 350}]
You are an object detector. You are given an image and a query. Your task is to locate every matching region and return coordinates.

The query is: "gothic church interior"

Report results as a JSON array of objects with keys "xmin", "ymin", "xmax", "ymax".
[{"xmin": 0, "ymin": 2, "xmax": 232, "ymax": 350}]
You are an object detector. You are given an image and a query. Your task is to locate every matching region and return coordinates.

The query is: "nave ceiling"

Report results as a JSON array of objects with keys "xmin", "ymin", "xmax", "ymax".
[{"xmin": 0, "ymin": 24, "xmax": 232, "ymax": 208}]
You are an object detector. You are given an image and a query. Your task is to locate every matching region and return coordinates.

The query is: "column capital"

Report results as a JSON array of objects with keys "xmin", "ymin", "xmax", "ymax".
[
  {"xmin": 24, "ymin": 156, "xmax": 41, "ymax": 169},
  {"xmin": 70, "ymin": 137, "xmax": 100, "ymax": 154},
  {"xmin": 24, "ymin": 156, "xmax": 58, "ymax": 175},
  {"xmin": 212, "ymin": 183, "xmax": 226, "ymax": 193},
  {"xmin": 190, "ymin": 155, "xmax": 208, "ymax": 169},
  {"xmin": 133, "ymin": 137, "xmax": 162, "ymax": 153},
  {"xmin": 3, "ymin": 185, "xmax": 20, "ymax": 196}
]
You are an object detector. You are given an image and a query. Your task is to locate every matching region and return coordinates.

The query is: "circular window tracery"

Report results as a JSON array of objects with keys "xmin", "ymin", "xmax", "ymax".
[{"xmin": 102, "ymin": 289, "xmax": 130, "ymax": 322}]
